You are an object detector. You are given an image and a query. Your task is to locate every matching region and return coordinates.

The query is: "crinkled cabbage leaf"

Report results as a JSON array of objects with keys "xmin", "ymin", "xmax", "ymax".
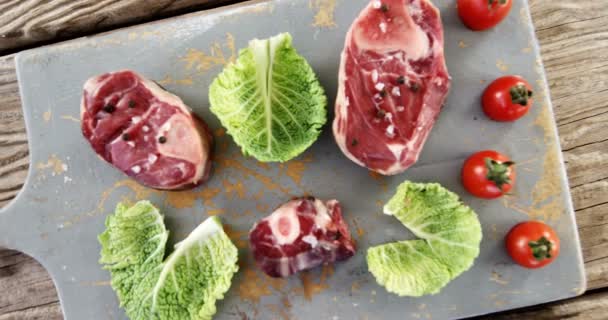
[
  {"xmin": 209, "ymin": 32, "xmax": 327, "ymax": 162},
  {"xmin": 99, "ymin": 201, "xmax": 239, "ymax": 319},
  {"xmin": 367, "ymin": 182, "xmax": 482, "ymax": 296}
]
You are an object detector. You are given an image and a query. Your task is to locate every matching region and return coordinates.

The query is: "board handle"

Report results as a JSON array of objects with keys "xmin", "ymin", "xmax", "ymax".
[{"xmin": 0, "ymin": 199, "xmax": 39, "ymax": 257}]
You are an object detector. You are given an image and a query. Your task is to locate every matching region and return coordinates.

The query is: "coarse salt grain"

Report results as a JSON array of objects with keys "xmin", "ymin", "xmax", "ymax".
[
  {"xmin": 385, "ymin": 112, "xmax": 393, "ymax": 122},
  {"xmin": 371, "ymin": 69, "xmax": 379, "ymax": 83},
  {"xmin": 392, "ymin": 86, "xmax": 401, "ymax": 97},
  {"xmin": 131, "ymin": 165, "xmax": 141, "ymax": 174},
  {"xmin": 148, "ymin": 154, "xmax": 158, "ymax": 164},
  {"xmin": 302, "ymin": 235, "xmax": 319, "ymax": 248},
  {"xmin": 379, "ymin": 22, "xmax": 387, "ymax": 33},
  {"xmin": 142, "ymin": 125, "xmax": 150, "ymax": 132},
  {"xmin": 375, "ymin": 82, "xmax": 385, "ymax": 91},
  {"xmin": 132, "ymin": 116, "xmax": 142, "ymax": 124},
  {"xmin": 61, "ymin": 164, "xmax": 68, "ymax": 171},
  {"xmin": 372, "ymin": 0, "xmax": 382, "ymax": 9},
  {"xmin": 386, "ymin": 124, "xmax": 395, "ymax": 137},
  {"xmin": 396, "ymin": 106, "xmax": 405, "ymax": 112},
  {"xmin": 127, "ymin": 141, "xmax": 135, "ymax": 148}
]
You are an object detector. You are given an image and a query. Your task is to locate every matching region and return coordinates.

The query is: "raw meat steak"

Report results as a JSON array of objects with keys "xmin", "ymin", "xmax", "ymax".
[
  {"xmin": 333, "ymin": 0, "xmax": 451, "ymax": 175},
  {"xmin": 81, "ymin": 70, "xmax": 213, "ymax": 190},
  {"xmin": 249, "ymin": 197, "xmax": 356, "ymax": 278}
]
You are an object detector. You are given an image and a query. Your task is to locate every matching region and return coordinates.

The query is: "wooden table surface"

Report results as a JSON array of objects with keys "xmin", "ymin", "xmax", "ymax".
[{"xmin": 0, "ymin": 0, "xmax": 607, "ymax": 319}]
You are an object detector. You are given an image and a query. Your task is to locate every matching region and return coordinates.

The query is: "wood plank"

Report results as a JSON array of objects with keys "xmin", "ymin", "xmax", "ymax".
[
  {"xmin": 532, "ymin": 2, "xmax": 608, "ymax": 126},
  {"xmin": 0, "ymin": 250, "xmax": 60, "ymax": 316},
  {"xmin": 476, "ymin": 289, "xmax": 608, "ymax": 320},
  {"xmin": 0, "ymin": 0, "xmax": 238, "ymax": 54},
  {"xmin": 0, "ymin": 0, "xmax": 607, "ymax": 319},
  {"xmin": 0, "ymin": 54, "xmax": 27, "ymax": 208},
  {"xmin": 0, "ymin": 302, "xmax": 62, "ymax": 320}
]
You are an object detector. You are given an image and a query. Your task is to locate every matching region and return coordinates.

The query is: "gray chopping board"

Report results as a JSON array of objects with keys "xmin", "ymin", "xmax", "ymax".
[{"xmin": 1, "ymin": 0, "xmax": 586, "ymax": 319}]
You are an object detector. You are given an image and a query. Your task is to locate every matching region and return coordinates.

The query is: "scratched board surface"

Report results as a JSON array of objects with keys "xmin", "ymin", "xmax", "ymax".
[{"xmin": 1, "ymin": 0, "xmax": 585, "ymax": 319}]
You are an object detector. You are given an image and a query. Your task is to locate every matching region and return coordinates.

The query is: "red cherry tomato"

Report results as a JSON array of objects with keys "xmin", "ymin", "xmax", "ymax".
[
  {"xmin": 483, "ymin": 76, "xmax": 534, "ymax": 122},
  {"xmin": 461, "ymin": 150, "xmax": 515, "ymax": 199},
  {"xmin": 457, "ymin": 0, "xmax": 513, "ymax": 31},
  {"xmin": 506, "ymin": 221, "xmax": 560, "ymax": 269}
]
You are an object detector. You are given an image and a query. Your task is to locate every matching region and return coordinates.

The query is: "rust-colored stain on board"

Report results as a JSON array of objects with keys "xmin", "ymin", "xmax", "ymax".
[
  {"xmin": 61, "ymin": 115, "xmax": 80, "ymax": 123},
  {"xmin": 224, "ymin": 225, "xmax": 249, "ymax": 249},
  {"xmin": 238, "ymin": 268, "xmax": 287, "ymax": 303},
  {"xmin": 223, "ymin": 179, "xmax": 247, "ymax": 199},
  {"xmin": 526, "ymin": 102, "xmax": 563, "ymax": 221},
  {"xmin": 164, "ymin": 186, "xmax": 224, "ymax": 209},
  {"xmin": 280, "ymin": 155, "xmax": 313, "ymax": 186},
  {"xmin": 43, "ymin": 110, "xmax": 52, "ymax": 122},
  {"xmin": 496, "ymin": 59, "xmax": 509, "ymax": 72},
  {"xmin": 181, "ymin": 33, "xmax": 236, "ymax": 74},
  {"xmin": 217, "ymin": 157, "xmax": 291, "ymax": 194},
  {"xmin": 80, "ymin": 280, "xmax": 111, "ymax": 287},
  {"xmin": 309, "ymin": 0, "xmax": 338, "ymax": 28},
  {"xmin": 256, "ymin": 203, "xmax": 270, "ymax": 213},
  {"xmin": 256, "ymin": 162, "xmax": 271, "ymax": 170},
  {"xmin": 351, "ymin": 218, "xmax": 366, "ymax": 238},
  {"xmin": 201, "ymin": 187, "xmax": 222, "ymax": 206},
  {"xmin": 501, "ymin": 98, "xmax": 564, "ymax": 221},
  {"xmin": 164, "ymin": 190, "xmax": 201, "ymax": 208},
  {"xmin": 156, "ymin": 75, "xmax": 194, "ymax": 86},
  {"xmin": 519, "ymin": 7, "xmax": 529, "ymax": 26},
  {"xmin": 207, "ymin": 208, "xmax": 226, "ymax": 216},
  {"xmin": 368, "ymin": 171, "xmax": 382, "ymax": 181},
  {"xmin": 37, "ymin": 154, "xmax": 67, "ymax": 176},
  {"xmin": 369, "ymin": 171, "xmax": 389, "ymax": 192},
  {"xmin": 297, "ymin": 265, "xmax": 334, "ymax": 301},
  {"xmin": 264, "ymin": 296, "xmax": 292, "ymax": 320},
  {"xmin": 214, "ymin": 128, "xmax": 226, "ymax": 137},
  {"xmin": 62, "ymin": 179, "xmax": 159, "ymax": 228},
  {"xmin": 490, "ymin": 271, "xmax": 509, "ymax": 286}
]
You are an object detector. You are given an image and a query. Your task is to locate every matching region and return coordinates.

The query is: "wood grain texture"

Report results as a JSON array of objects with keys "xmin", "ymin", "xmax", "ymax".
[
  {"xmin": 477, "ymin": 289, "xmax": 608, "ymax": 320},
  {"xmin": 0, "ymin": 0, "xmax": 237, "ymax": 54},
  {"xmin": 0, "ymin": 0, "xmax": 607, "ymax": 319}
]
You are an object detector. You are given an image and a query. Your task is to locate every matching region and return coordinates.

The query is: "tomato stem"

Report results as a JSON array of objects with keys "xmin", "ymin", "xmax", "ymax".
[
  {"xmin": 528, "ymin": 236, "xmax": 553, "ymax": 260},
  {"xmin": 484, "ymin": 158, "xmax": 514, "ymax": 190},
  {"xmin": 488, "ymin": 0, "xmax": 507, "ymax": 7},
  {"xmin": 510, "ymin": 84, "xmax": 533, "ymax": 106}
]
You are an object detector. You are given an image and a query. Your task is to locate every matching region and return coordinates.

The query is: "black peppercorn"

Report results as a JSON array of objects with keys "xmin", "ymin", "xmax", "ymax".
[
  {"xmin": 410, "ymin": 82, "xmax": 420, "ymax": 92},
  {"xmin": 103, "ymin": 104, "xmax": 116, "ymax": 113}
]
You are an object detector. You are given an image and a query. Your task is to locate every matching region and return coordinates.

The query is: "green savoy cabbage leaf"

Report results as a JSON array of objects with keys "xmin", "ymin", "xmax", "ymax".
[
  {"xmin": 209, "ymin": 32, "xmax": 327, "ymax": 162},
  {"xmin": 367, "ymin": 182, "xmax": 482, "ymax": 297},
  {"xmin": 99, "ymin": 201, "xmax": 239, "ymax": 320}
]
